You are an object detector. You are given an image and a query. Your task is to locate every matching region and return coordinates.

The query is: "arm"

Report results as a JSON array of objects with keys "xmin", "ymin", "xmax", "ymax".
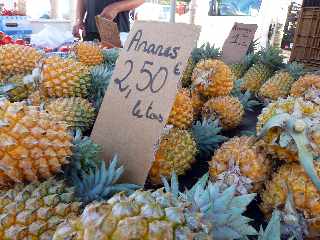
[
  {"xmin": 101, "ymin": 0, "xmax": 144, "ymax": 20},
  {"xmin": 73, "ymin": 0, "xmax": 86, "ymax": 37}
]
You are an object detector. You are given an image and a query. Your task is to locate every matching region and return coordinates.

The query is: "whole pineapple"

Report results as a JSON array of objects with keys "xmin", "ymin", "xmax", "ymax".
[
  {"xmin": 40, "ymin": 56, "xmax": 91, "ymax": 98},
  {"xmin": 259, "ymin": 62, "xmax": 304, "ymax": 100},
  {"xmin": 210, "ymin": 136, "xmax": 270, "ymax": 194},
  {"xmin": 0, "ymin": 179, "xmax": 81, "ymax": 240},
  {"xmin": 230, "ymin": 52, "xmax": 259, "ymax": 80},
  {"xmin": 0, "ymin": 99, "xmax": 72, "ymax": 187},
  {"xmin": 149, "ymin": 128, "xmax": 197, "ymax": 184},
  {"xmin": 74, "ymin": 42, "xmax": 104, "ymax": 66},
  {"xmin": 181, "ymin": 43, "xmax": 221, "ymax": 88},
  {"xmin": 0, "ymin": 44, "xmax": 41, "ymax": 76},
  {"xmin": 53, "ymin": 174, "xmax": 257, "ymax": 240},
  {"xmin": 2, "ymin": 74, "xmax": 35, "ymax": 102},
  {"xmin": 192, "ymin": 59, "xmax": 234, "ymax": 98},
  {"xmin": 243, "ymin": 47, "xmax": 284, "ymax": 92},
  {"xmin": 202, "ymin": 96, "xmax": 244, "ymax": 130},
  {"xmin": 167, "ymin": 89, "xmax": 193, "ymax": 129},
  {"xmin": 290, "ymin": 74, "xmax": 320, "ymax": 97},
  {"xmin": 261, "ymin": 163, "xmax": 320, "ymax": 237},
  {"xmin": 45, "ymin": 97, "xmax": 96, "ymax": 132}
]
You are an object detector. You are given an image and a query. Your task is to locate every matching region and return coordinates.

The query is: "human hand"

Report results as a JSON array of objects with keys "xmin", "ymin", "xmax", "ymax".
[
  {"xmin": 100, "ymin": 4, "xmax": 119, "ymax": 20},
  {"xmin": 73, "ymin": 21, "xmax": 85, "ymax": 38}
]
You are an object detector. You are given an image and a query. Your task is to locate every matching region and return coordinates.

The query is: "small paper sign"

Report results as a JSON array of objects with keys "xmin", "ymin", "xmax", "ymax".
[
  {"xmin": 222, "ymin": 22, "xmax": 258, "ymax": 64},
  {"xmin": 91, "ymin": 21, "xmax": 200, "ymax": 185},
  {"xmin": 95, "ymin": 15, "xmax": 121, "ymax": 47}
]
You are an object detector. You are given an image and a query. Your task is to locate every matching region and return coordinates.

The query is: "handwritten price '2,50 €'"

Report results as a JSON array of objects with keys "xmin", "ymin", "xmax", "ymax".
[{"xmin": 114, "ymin": 59, "xmax": 182, "ymax": 123}]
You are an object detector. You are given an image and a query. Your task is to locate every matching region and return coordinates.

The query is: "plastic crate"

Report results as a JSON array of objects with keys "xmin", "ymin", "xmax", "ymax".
[
  {"xmin": 290, "ymin": 7, "xmax": 320, "ymax": 67},
  {"xmin": 0, "ymin": 16, "xmax": 32, "ymax": 39}
]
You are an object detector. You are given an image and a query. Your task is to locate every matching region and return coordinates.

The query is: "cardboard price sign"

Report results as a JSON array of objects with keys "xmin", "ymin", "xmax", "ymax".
[
  {"xmin": 222, "ymin": 22, "xmax": 258, "ymax": 64},
  {"xmin": 91, "ymin": 21, "xmax": 200, "ymax": 185},
  {"xmin": 95, "ymin": 15, "xmax": 121, "ymax": 47}
]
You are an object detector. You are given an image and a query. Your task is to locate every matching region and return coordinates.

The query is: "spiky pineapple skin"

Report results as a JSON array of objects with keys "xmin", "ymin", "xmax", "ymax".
[
  {"xmin": 256, "ymin": 97, "xmax": 320, "ymax": 162},
  {"xmin": 202, "ymin": 96, "xmax": 244, "ymax": 130},
  {"xmin": 261, "ymin": 163, "xmax": 320, "ymax": 236},
  {"xmin": 0, "ymin": 179, "xmax": 81, "ymax": 240},
  {"xmin": 230, "ymin": 63, "xmax": 246, "ymax": 80},
  {"xmin": 243, "ymin": 64, "xmax": 273, "ymax": 92},
  {"xmin": 41, "ymin": 56, "xmax": 91, "ymax": 98},
  {"xmin": 167, "ymin": 89, "xmax": 193, "ymax": 129},
  {"xmin": 4, "ymin": 74, "xmax": 35, "ymax": 102},
  {"xmin": 45, "ymin": 98, "xmax": 96, "ymax": 132},
  {"xmin": 53, "ymin": 190, "xmax": 210, "ymax": 240},
  {"xmin": 191, "ymin": 89, "xmax": 206, "ymax": 118},
  {"xmin": 259, "ymin": 71, "xmax": 295, "ymax": 100},
  {"xmin": 210, "ymin": 136, "xmax": 270, "ymax": 192},
  {"xmin": 290, "ymin": 74, "xmax": 320, "ymax": 97},
  {"xmin": 192, "ymin": 59, "xmax": 234, "ymax": 98},
  {"xmin": 0, "ymin": 44, "xmax": 41, "ymax": 76},
  {"xmin": 74, "ymin": 42, "xmax": 104, "ymax": 66},
  {"xmin": 0, "ymin": 100, "xmax": 72, "ymax": 187},
  {"xmin": 149, "ymin": 128, "xmax": 197, "ymax": 184},
  {"xmin": 181, "ymin": 59, "xmax": 195, "ymax": 88}
]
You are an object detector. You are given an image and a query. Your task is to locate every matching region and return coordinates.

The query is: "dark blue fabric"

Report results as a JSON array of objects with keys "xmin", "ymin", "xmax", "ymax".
[{"xmin": 85, "ymin": 0, "xmax": 130, "ymax": 33}]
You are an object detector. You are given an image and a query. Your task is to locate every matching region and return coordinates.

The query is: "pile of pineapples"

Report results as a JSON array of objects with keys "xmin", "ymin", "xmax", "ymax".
[{"xmin": 0, "ymin": 39, "xmax": 319, "ymax": 240}]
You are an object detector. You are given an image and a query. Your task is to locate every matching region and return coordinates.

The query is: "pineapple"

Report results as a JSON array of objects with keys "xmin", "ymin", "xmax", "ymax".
[
  {"xmin": 45, "ymin": 97, "xmax": 96, "ymax": 132},
  {"xmin": 2, "ymin": 74, "xmax": 35, "ymax": 102},
  {"xmin": 0, "ymin": 155, "xmax": 137, "ymax": 240},
  {"xmin": 28, "ymin": 90, "xmax": 42, "ymax": 106},
  {"xmin": 210, "ymin": 136, "xmax": 270, "ymax": 194},
  {"xmin": 192, "ymin": 59, "xmax": 234, "ymax": 98},
  {"xmin": 290, "ymin": 74, "xmax": 320, "ymax": 97},
  {"xmin": 243, "ymin": 47, "xmax": 284, "ymax": 92},
  {"xmin": 191, "ymin": 89, "xmax": 206, "ymax": 118},
  {"xmin": 74, "ymin": 42, "xmax": 104, "ymax": 66},
  {"xmin": 256, "ymin": 97, "xmax": 320, "ymax": 190},
  {"xmin": 202, "ymin": 96, "xmax": 244, "ymax": 130},
  {"xmin": 259, "ymin": 62, "xmax": 304, "ymax": 100},
  {"xmin": 167, "ymin": 89, "xmax": 193, "ymax": 129},
  {"xmin": 53, "ymin": 173, "xmax": 257, "ymax": 240},
  {"xmin": 181, "ymin": 43, "xmax": 221, "ymax": 88},
  {"xmin": 0, "ymin": 44, "xmax": 41, "ymax": 76},
  {"xmin": 230, "ymin": 52, "xmax": 259, "ymax": 80},
  {"xmin": 261, "ymin": 163, "xmax": 320, "ymax": 237},
  {"xmin": 40, "ymin": 56, "xmax": 91, "ymax": 98},
  {"xmin": 150, "ymin": 121, "xmax": 227, "ymax": 184},
  {"xmin": 0, "ymin": 99, "xmax": 72, "ymax": 187}
]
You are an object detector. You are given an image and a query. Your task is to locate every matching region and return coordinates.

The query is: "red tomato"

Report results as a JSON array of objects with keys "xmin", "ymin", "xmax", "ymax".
[
  {"xmin": 15, "ymin": 39, "xmax": 26, "ymax": 45},
  {"xmin": 2, "ymin": 35, "xmax": 13, "ymax": 44}
]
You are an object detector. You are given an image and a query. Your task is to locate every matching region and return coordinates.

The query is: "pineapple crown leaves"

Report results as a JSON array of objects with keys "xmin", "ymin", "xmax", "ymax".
[
  {"xmin": 163, "ymin": 172, "xmax": 257, "ymax": 240},
  {"xmin": 257, "ymin": 47, "xmax": 285, "ymax": 71},
  {"xmin": 191, "ymin": 42, "xmax": 222, "ymax": 64},
  {"xmin": 89, "ymin": 64, "xmax": 114, "ymax": 110},
  {"xmin": 257, "ymin": 210, "xmax": 281, "ymax": 240},
  {"xmin": 71, "ymin": 154, "xmax": 140, "ymax": 205},
  {"xmin": 69, "ymin": 130, "xmax": 102, "ymax": 173},
  {"xmin": 243, "ymin": 52, "xmax": 260, "ymax": 69},
  {"xmin": 285, "ymin": 62, "xmax": 305, "ymax": 80},
  {"xmin": 102, "ymin": 48, "xmax": 120, "ymax": 66},
  {"xmin": 247, "ymin": 38, "xmax": 260, "ymax": 55},
  {"xmin": 238, "ymin": 90, "xmax": 262, "ymax": 112},
  {"xmin": 191, "ymin": 119, "xmax": 228, "ymax": 159},
  {"xmin": 257, "ymin": 101, "xmax": 320, "ymax": 191}
]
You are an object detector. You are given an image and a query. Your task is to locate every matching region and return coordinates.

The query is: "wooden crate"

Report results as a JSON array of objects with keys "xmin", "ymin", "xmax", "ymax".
[{"xmin": 290, "ymin": 7, "xmax": 320, "ymax": 67}]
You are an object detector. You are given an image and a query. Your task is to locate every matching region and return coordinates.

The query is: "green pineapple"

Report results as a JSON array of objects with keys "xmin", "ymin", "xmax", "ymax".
[{"xmin": 230, "ymin": 52, "xmax": 259, "ymax": 80}]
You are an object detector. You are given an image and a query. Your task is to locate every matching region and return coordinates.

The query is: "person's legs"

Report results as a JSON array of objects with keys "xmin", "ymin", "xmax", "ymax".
[{"xmin": 83, "ymin": 32, "xmax": 101, "ymax": 41}]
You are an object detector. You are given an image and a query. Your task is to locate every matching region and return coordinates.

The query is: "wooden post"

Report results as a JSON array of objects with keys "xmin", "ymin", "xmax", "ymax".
[{"xmin": 170, "ymin": 0, "xmax": 176, "ymax": 23}]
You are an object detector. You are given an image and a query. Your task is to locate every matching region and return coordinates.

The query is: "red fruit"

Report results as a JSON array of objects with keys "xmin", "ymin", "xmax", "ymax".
[
  {"xmin": 2, "ymin": 35, "xmax": 13, "ymax": 44},
  {"xmin": 0, "ymin": 40, "xmax": 4, "ymax": 45},
  {"xmin": 60, "ymin": 46, "xmax": 69, "ymax": 52},
  {"xmin": 15, "ymin": 39, "xmax": 26, "ymax": 45},
  {"xmin": 44, "ymin": 48, "xmax": 53, "ymax": 53}
]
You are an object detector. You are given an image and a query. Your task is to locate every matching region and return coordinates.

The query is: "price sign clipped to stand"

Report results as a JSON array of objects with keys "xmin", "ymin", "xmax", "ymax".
[
  {"xmin": 95, "ymin": 15, "xmax": 121, "ymax": 47},
  {"xmin": 91, "ymin": 21, "xmax": 200, "ymax": 185},
  {"xmin": 222, "ymin": 22, "xmax": 258, "ymax": 64}
]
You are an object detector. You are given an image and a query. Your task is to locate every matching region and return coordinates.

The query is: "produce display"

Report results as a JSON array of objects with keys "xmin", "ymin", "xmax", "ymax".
[{"xmin": 0, "ymin": 38, "xmax": 319, "ymax": 240}]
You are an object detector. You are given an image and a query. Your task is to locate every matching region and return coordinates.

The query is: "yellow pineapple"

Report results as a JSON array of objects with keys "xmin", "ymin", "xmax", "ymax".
[
  {"xmin": 202, "ymin": 96, "xmax": 244, "ymax": 130},
  {"xmin": 40, "ymin": 56, "xmax": 91, "ymax": 98},
  {"xmin": 74, "ymin": 42, "xmax": 104, "ymax": 66},
  {"xmin": 0, "ymin": 99, "xmax": 72, "ymax": 187},
  {"xmin": 149, "ymin": 128, "xmax": 197, "ymax": 184},
  {"xmin": 0, "ymin": 44, "xmax": 42, "ymax": 76},
  {"xmin": 210, "ymin": 136, "xmax": 270, "ymax": 193},
  {"xmin": 27, "ymin": 90, "xmax": 42, "ymax": 106},
  {"xmin": 259, "ymin": 62, "xmax": 304, "ymax": 100},
  {"xmin": 2, "ymin": 74, "xmax": 35, "ymax": 102},
  {"xmin": 167, "ymin": 89, "xmax": 193, "ymax": 129},
  {"xmin": 243, "ymin": 47, "xmax": 284, "ymax": 92},
  {"xmin": 45, "ymin": 97, "xmax": 96, "ymax": 132},
  {"xmin": 0, "ymin": 179, "xmax": 81, "ymax": 240},
  {"xmin": 191, "ymin": 89, "xmax": 206, "ymax": 118},
  {"xmin": 261, "ymin": 163, "xmax": 320, "ymax": 237},
  {"xmin": 192, "ymin": 59, "xmax": 234, "ymax": 98},
  {"xmin": 290, "ymin": 74, "xmax": 320, "ymax": 97}
]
